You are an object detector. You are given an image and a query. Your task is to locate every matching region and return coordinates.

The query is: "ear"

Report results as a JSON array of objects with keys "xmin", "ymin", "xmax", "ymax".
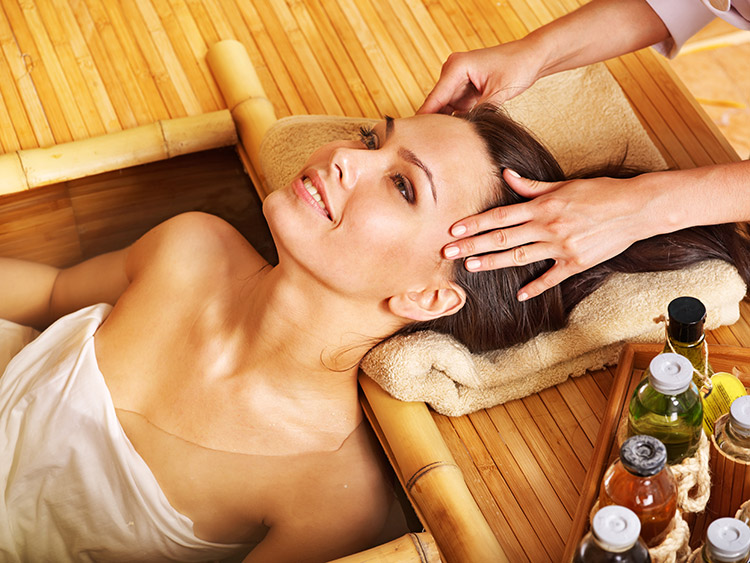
[{"xmin": 387, "ymin": 281, "xmax": 466, "ymax": 322}]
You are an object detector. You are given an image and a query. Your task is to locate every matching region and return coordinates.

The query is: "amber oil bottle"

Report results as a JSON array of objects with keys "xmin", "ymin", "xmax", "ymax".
[{"xmin": 599, "ymin": 435, "xmax": 677, "ymax": 547}]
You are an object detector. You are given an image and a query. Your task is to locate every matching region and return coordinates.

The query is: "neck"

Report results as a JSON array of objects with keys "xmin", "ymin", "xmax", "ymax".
[{"xmin": 233, "ymin": 261, "xmax": 404, "ymax": 413}]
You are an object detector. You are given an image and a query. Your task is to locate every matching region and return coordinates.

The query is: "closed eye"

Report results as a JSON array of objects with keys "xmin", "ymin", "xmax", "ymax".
[{"xmin": 358, "ymin": 126, "xmax": 378, "ymax": 150}]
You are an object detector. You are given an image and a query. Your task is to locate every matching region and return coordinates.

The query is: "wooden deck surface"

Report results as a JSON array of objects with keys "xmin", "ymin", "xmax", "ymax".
[{"xmin": 1, "ymin": 1, "xmax": 748, "ymax": 561}]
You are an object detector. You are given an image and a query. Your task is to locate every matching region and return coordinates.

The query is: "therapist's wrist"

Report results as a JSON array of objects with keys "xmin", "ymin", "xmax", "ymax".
[
  {"xmin": 520, "ymin": 28, "xmax": 560, "ymax": 82},
  {"xmin": 629, "ymin": 170, "xmax": 689, "ymax": 238}
]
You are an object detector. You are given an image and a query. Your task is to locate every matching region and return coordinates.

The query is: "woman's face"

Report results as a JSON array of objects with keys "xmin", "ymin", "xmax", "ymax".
[{"xmin": 264, "ymin": 113, "xmax": 495, "ymax": 301}]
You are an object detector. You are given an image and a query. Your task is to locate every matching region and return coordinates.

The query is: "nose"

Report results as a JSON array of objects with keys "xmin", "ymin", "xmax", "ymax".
[{"xmin": 330, "ymin": 143, "xmax": 384, "ymax": 191}]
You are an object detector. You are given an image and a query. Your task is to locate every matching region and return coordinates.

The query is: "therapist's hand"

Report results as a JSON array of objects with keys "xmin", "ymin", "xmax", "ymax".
[
  {"xmin": 418, "ymin": 42, "xmax": 543, "ymax": 115},
  {"xmin": 442, "ymin": 170, "xmax": 647, "ymax": 300}
]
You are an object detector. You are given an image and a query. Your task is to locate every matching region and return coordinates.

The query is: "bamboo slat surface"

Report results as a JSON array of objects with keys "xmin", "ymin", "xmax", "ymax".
[{"xmin": 1, "ymin": 1, "xmax": 748, "ymax": 561}]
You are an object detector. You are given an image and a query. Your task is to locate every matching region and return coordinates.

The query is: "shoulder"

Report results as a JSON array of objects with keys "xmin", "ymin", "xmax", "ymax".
[{"xmin": 126, "ymin": 212, "xmax": 266, "ymax": 283}]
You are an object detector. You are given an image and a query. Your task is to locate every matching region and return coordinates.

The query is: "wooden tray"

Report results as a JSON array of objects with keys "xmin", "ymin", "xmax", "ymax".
[{"xmin": 563, "ymin": 343, "xmax": 750, "ymax": 561}]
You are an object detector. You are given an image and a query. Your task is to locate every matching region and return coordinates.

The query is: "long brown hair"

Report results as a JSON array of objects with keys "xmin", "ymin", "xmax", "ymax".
[{"xmin": 401, "ymin": 104, "xmax": 750, "ymax": 353}]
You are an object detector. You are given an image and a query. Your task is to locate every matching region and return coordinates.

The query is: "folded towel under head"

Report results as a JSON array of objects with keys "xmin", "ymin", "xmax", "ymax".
[{"xmin": 259, "ymin": 64, "xmax": 746, "ymax": 416}]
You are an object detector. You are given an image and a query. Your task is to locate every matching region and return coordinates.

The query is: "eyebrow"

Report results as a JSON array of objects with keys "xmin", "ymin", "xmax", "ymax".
[{"xmin": 384, "ymin": 116, "xmax": 437, "ymax": 203}]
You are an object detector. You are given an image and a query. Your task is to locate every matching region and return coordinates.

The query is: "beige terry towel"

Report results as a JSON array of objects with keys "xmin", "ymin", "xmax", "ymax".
[
  {"xmin": 259, "ymin": 63, "xmax": 745, "ymax": 416},
  {"xmin": 361, "ymin": 261, "xmax": 745, "ymax": 415}
]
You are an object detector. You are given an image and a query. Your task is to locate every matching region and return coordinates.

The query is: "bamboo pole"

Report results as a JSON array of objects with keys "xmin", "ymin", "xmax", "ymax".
[
  {"xmin": 0, "ymin": 110, "xmax": 236, "ymax": 196},
  {"xmin": 359, "ymin": 374, "xmax": 508, "ymax": 563},
  {"xmin": 206, "ymin": 39, "xmax": 277, "ymax": 200},
  {"xmin": 326, "ymin": 533, "xmax": 441, "ymax": 563},
  {"xmin": 0, "ymin": 153, "xmax": 28, "ymax": 195}
]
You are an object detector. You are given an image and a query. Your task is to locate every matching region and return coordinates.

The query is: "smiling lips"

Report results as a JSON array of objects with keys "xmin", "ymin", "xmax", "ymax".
[{"xmin": 301, "ymin": 176, "xmax": 332, "ymax": 220}]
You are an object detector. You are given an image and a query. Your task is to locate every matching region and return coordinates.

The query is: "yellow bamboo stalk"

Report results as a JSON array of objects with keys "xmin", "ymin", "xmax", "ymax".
[
  {"xmin": 326, "ymin": 533, "xmax": 440, "ymax": 563},
  {"xmin": 205, "ymin": 39, "xmax": 267, "ymax": 110},
  {"xmin": 206, "ymin": 39, "xmax": 277, "ymax": 199},
  {"xmin": 0, "ymin": 153, "xmax": 28, "ymax": 195},
  {"xmin": 160, "ymin": 111, "xmax": 237, "ymax": 157},
  {"xmin": 0, "ymin": 110, "xmax": 235, "ymax": 196},
  {"xmin": 359, "ymin": 374, "xmax": 508, "ymax": 563}
]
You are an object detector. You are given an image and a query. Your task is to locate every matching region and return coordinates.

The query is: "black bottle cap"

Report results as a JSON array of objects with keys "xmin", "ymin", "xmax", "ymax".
[
  {"xmin": 620, "ymin": 435, "xmax": 667, "ymax": 477},
  {"xmin": 667, "ymin": 296, "xmax": 706, "ymax": 343}
]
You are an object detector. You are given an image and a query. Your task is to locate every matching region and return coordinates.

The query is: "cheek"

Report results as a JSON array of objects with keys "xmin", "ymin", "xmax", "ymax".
[{"xmin": 340, "ymin": 204, "xmax": 445, "ymax": 280}]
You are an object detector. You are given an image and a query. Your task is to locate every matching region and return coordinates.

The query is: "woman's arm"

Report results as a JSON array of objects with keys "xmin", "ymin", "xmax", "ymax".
[
  {"xmin": 418, "ymin": 0, "xmax": 670, "ymax": 113},
  {"xmin": 0, "ymin": 249, "xmax": 130, "ymax": 329}
]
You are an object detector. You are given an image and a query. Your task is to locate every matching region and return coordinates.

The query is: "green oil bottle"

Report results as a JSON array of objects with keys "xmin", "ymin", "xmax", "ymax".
[{"xmin": 628, "ymin": 353, "xmax": 703, "ymax": 464}]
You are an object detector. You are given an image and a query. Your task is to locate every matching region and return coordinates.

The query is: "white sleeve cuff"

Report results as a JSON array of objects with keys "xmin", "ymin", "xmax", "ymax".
[{"xmin": 645, "ymin": 0, "xmax": 715, "ymax": 57}]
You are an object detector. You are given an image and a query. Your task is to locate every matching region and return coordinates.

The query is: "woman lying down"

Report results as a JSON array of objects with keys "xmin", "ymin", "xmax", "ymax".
[{"xmin": 1, "ymin": 105, "xmax": 749, "ymax": 562}]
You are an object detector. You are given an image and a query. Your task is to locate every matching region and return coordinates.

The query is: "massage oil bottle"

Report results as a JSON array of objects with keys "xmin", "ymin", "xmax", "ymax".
[
  {"xmin": 714, "ymin": 396, "xmax": 750, "ymax": 463},
  {"xmin": 662, "ymin": 296, "xmax": 713, "ymax": 389},
  {"xmin": 628, "ymin": 353, "xmax": 703, "ymax": 464},
  {"xmin": 694, "ymin": 518, "xmax": 750, "ymax": 563},
  {"xmin": 599, "ymin": 435, "xmax": 677, "ymax": 547},
  {"xmin": 573, "ymin": 505, "xmax": 651, "ymax": 562},
  {"xmin": 661, "ymin": 297, "xmax": 748, "ymax": 436}
]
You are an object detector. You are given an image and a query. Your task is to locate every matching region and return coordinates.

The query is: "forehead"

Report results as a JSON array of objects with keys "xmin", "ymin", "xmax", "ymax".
[{"xmin": 384, "ymin": 114, "xmax": 494, "ymax": 209}]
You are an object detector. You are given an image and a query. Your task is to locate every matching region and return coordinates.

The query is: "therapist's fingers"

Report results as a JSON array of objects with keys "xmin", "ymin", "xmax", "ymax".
[
  {"xmin": 459, "ymin": 241, "xmax": 558, "ymax": 272},
  {"xmin": 448, "ymin": 202, "xmax": 535, "ymax": 241},
  {"xmin": 443, "ymin": 221, "xmax": 543, "ymax": 260},
  {"xmin": 418, "ymin": 76, "xmax": 478, "ymax": 115},
  {"xmin": 515, "ymin": 262, "xmax": 578, "ymax": 301},
  {"xmin": 503, "ymin": 168, "xmax": 566, "ymax": 198},
  {"xmin": 418, "ymin": 52, "xmax": 483, "ymax": 114}
]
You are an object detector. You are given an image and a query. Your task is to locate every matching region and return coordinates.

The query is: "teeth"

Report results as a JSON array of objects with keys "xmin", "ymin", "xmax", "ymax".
[{"xmin": 303, "ymin": 177, "xmax": 329, "ymax": 215}]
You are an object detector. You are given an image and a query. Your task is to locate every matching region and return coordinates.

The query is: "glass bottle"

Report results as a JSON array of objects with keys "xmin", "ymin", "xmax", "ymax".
[
  {"xmin": 628, "ymin": 353, "xmax": 704, "ymax": 464},
  {"xmin": 573, "ymin": 505, "xmax": 651, "ymax": 562},
  {"xmin": 695, "ymin": 517, "xmax": 750, "ymax": 563},
  {"xmin": 714, "ymin": 395, "xmax": 750, "ymax": 463},
  {"xmin": 599, "ymin": 435, "xmax": 677, "ymax": 547},
  {"xmin": 663, "ymin": 296, "xmax": 714, "ymax": 390}
]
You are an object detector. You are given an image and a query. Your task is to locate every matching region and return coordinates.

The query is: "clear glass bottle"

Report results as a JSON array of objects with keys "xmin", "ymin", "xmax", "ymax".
[
  {"xmin": 663, "ymin": 296, "xmax": 714, "ymax": 390},
  {"xmin": 573, "ymin": 505, "xmax": 651, "ymax": 562},
  {"xmin": 599, "ymin": 435, "xmax": 677, "ymax": 547},
  {"xmin": 714, "ymin": 395, "xmax": 750, "ymax": 463},
  {"xmin": 695, "ymin": 517, "xmax": 750, "ymax": 563},
  {"xmin": 628, "ymin": 353, "xmax": 704, "ymax": 464}
]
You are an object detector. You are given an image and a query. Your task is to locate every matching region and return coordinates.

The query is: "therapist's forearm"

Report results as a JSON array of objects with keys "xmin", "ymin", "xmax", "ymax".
[
  {"xmin": 633, "ymin": 160, "xmax": 750, "ymax": 239},
  {"xmin": 523, "ymin": 0, "xmax": 670, "ymax": 80}
]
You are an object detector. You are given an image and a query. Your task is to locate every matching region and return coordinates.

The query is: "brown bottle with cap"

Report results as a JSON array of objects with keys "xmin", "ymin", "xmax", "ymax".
[
  {"xmin": 599, "ymin": 435, "xmax": 677, "ymax": 547},
  {"xmin": 663, "ymin": 296, "xmax": 714, "ymax": 389}
]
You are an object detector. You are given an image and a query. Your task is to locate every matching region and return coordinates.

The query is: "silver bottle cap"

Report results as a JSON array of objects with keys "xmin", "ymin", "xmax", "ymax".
[
  {"xmin": 707, "ymin": 518, "xmax": 750, "ymax": 560},
  {"xmin": 591, "ymin": 505, "xmax": 641, "ymax": 551},
  {"xmin": 648, "ymin": 353, "xmax": 693, "ymax": 395},
  {"xmin": 730, "ymin": 395, "xmax": 750, "ymax": 434}
]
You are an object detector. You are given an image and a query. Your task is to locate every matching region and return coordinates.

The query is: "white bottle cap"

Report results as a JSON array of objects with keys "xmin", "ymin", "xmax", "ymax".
[
  {"xmin": 591, "ymin": 505, "xmax": 641, "ymax": 552},
  {"xmin": 648, "ymin": 353, "xmax": 694, "ymax": 395},
  {"xmin": 730, "ymin": 396, "xmax": 750, "ymax": 434},
  {"xmin": 707, "ymin": 518, "xmax": 750, "ymax": 561}
]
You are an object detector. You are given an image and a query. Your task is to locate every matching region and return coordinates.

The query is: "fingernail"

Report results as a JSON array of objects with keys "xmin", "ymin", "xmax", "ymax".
[
  {"xmin": 517, "ymin": 292, "xmax": 528, "ymax": 302},
  {"xmin": 505, "ymin": 168, "xmax": 521, "ymax": 178},
  {"xmin": 451, "ymin": 224, "xmax": 467, "ymax": 236},
  {"xmin": 465, "ymin": 258, "xmax": 481, "ymax": 271},
  {"xmin": 444, "ymin": 245, "xmax": 459, "ymax": 258}
]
